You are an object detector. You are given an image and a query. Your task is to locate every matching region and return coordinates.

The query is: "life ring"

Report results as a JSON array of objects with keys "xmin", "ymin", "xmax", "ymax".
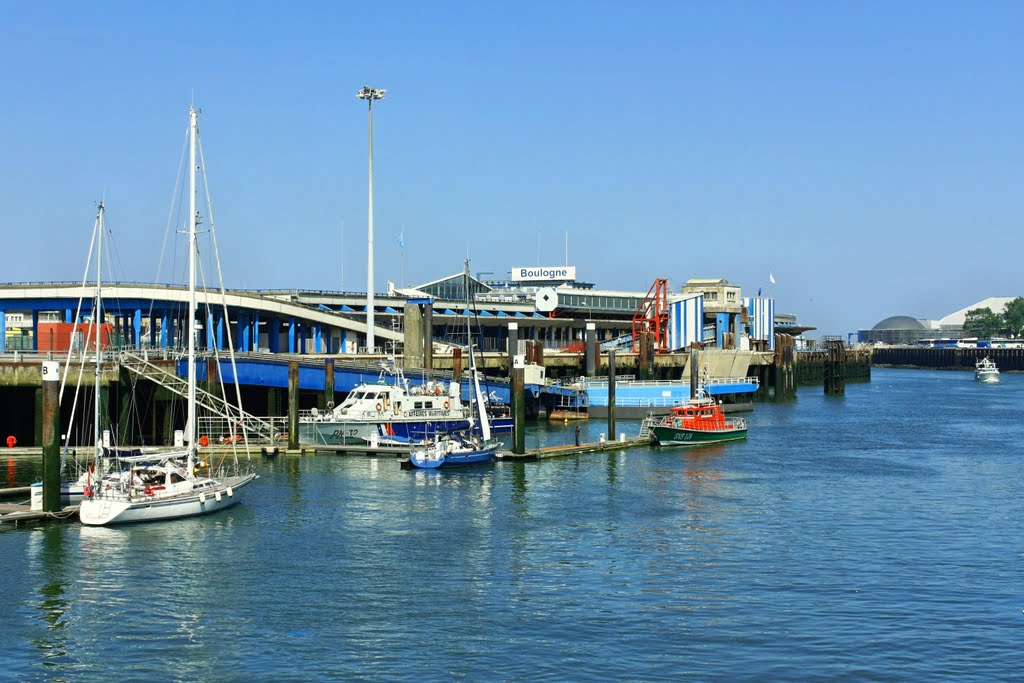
[
  {"xmin": 375, "ymin": 402, "xmax": 383, "ymax": 412},
  {"xmin": 443, "ymin": 400, "xmax": 450, "ymax": 410}
]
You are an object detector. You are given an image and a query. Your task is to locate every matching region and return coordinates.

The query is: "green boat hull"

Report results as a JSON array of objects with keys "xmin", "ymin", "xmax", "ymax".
[{"xmin": 651, "ymin": 425, "xmax": 748, "ymax": 447}]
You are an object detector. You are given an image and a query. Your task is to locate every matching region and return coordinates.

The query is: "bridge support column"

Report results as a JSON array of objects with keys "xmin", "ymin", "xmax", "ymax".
[
  {"xmin": 270, "ymin": 319, "xmax": 281, "ymax": 353},
  {"xmin": 134, "ymin": 309, "xmax": 142, "ymax": 348},
  {"xmin": 288, "ymin": 318, "xmax": 296, "ymax": 353}
]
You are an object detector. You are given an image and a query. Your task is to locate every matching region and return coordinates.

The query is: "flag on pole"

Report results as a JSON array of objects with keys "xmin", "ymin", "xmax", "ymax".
[
  {"xmin": 757, "ymin": 287, "xmax": 762, "ymax": 296},
  {"xmin": 769, "ymin": 273, "xmax": 776, "ymax": 285}
]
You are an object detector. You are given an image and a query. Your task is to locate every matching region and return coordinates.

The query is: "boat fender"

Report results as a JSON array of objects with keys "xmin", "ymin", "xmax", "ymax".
[
  {"xmin": 199, "ymin": 492, "xmax": 207, "ymax": 504},
  {"xmin": 443, "ymin": 400, "xmax": 450, "ymax": 410},
  {"xmin": 226, "ymin": 486, "xmax": 233, "ymax": 497},
  {"xmin": 375, "ymin": 402, "xmax": 383, "ymax": 412},
  {"xmin": 215, "ymin": 491, "xmax": 222, "ymax": 502}
]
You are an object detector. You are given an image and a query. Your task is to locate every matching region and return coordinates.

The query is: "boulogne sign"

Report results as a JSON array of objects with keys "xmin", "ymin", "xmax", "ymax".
[{"xmin": 511, "ymin": 266, "xmax": 576, "ymax": 282}]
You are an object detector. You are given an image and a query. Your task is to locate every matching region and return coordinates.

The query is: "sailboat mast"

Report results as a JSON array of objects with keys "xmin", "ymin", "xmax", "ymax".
[
  {"xmin": 187, "ymin": 106, "xmax": 198, "ymax": 469},
  {"xmin": 464, "ymin": 259, "xmax": 491, "ymax": 441},
  {"xmin": 94, "ymin": 202, "xmax": 104, "ymax": 459}
]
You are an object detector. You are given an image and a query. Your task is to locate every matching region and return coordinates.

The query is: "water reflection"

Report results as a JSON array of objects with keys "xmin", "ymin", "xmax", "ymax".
[{"xmin": 29, "ymin": 526, "xmax": 71, "ymax": 673}]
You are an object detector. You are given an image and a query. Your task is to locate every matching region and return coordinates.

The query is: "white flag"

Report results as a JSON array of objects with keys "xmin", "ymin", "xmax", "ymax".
[{"xmin": 769, "ymin": 273, "xmax": 776, "ymax": 284}]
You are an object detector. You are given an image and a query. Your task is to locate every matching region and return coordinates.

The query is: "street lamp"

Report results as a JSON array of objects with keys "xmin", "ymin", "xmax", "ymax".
[{"xmin": 356, "ymin": 85, "xmax": 385, "ymax": 353}]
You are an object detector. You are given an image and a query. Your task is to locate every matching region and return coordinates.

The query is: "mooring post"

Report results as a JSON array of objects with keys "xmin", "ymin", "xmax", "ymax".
[
  {"xmin": 585, "ymin": 322, "xmax": 597, "ymax": 377},
  {"xmin": 287, "ymin": 360, "xmax": 299, "ymax": 451},
  {"xmin": 41, "ymin": 361, "xmax": 61, "ymax": 512},
  {"xmin": 423, "ymin": 304, "xmax": 434, "ymax": 370},
  {"xmin": 453, "ymin": 347, "xmax": 463, "ymax": 380},
  {"xmin": 689, "ymin": 343, "xmax": 700, "ymax": 398},
  {"xmin": 512, "ymin": 367, "xmax": 526, "ymax": 454},
  {"xmin": 324, "ymin": 357, "xmax": 335, "ymax": 409},
  {"xmin": 608, "ymin": 350, "xmax": 616, "ymax": 440},
  {"xmin": 508, "ymin": 322, "xmax": 519, "ymax": 372}
]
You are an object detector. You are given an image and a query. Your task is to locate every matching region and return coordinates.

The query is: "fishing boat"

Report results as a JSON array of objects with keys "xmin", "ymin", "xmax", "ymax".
[
  {"xmin": 975, "ymin": 356, "xmax": 1000, "ymax": 383},
  {"xmin": 409, "ymin": 260, "xmax": 500, "ymax": 469},
  {"xmin": 648, "ymin": 392, "xmax": 747, "ymax": 447},
  {"xmin": 298, "ymin": 362, "xmax": 474, "ymax": 446},
  {"xmin": 79, "ymin": 106, "xmax": 257, "ymax": 525}
]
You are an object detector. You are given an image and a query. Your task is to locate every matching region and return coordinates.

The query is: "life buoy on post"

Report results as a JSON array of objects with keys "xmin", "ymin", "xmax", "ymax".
[{"xmin": 443, "ymin": 400, "xmax": 450, "ymax": 410}]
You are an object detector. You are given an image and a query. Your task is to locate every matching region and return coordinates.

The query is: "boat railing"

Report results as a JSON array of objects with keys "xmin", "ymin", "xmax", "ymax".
[{"xmin": 702, "ymin": 376, "xmax": 760, "ymax": 387}]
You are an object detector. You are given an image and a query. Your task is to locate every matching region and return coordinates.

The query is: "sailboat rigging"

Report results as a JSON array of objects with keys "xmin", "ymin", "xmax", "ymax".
[{"xmin": 79, "ymin": 105, "xmax": 257, "ymax": 525}]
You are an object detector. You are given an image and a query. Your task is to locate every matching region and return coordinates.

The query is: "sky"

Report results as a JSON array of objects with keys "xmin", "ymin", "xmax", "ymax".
[{"xmin": 1, "ymin": 1, "xmax": 1022, "ymax": 338}]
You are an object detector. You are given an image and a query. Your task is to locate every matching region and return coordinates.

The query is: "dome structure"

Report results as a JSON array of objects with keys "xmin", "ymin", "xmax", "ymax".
[
  {"xmin": 872, "ymin": 315, "xmax": 926, "ymax": 331},
  {"xmin": 862, "ymin": 315, "xmax": 929, "ymax": 345}
]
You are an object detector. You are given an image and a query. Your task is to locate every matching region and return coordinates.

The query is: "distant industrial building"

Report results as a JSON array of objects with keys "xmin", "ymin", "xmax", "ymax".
[{"xmin": 858, "ymin": 297, "xmax": 1016, "ymax": 345}]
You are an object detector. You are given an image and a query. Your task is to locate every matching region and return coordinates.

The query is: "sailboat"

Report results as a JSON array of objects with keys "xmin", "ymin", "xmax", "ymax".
[
  {"xmin": 79, "ymin": 106, "xmax": 257, "ymax": 525},
  {"xmin": 30, "ymin": 202, "xmax": 114, "ymax": 511},
  {"xmin": 409, "ymin": 260, "xmax": 500, "ymax": 469}
]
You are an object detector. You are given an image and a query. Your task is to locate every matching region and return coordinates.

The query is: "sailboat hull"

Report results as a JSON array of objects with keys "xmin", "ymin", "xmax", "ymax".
[{"xmin": 79, "ymin": 474, "xmax": 257, "ymax": 526}]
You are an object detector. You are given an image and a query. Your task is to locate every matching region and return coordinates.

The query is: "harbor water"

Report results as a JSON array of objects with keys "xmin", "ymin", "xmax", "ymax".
[{"xmin": 1, "ymin": 368, "xmax": 1020, "ymax": 681}]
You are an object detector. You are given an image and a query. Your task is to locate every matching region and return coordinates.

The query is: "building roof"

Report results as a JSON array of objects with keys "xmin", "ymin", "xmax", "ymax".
[
  {"xmin": 938, "ymin": 297, "xmax": 1015, "ymax": 327},
  {"xmin": 872, "ymin": 315, "xmax": 926, "ymax": 331}
]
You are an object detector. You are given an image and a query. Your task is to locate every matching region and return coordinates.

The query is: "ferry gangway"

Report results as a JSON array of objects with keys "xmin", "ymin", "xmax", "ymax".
[{"xmin": 119, "ymin": 350, "xmax": 276, "ymax": 442}]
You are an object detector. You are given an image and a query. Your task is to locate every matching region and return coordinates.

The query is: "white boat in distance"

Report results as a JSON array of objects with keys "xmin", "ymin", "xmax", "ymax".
[
  {"xmin": 975, "ymin": 356, "xmax": 1000, "ymax": 383},
  {"xmin": 80, "ymin": 106, "xmax": 256, "ymax": 525}
]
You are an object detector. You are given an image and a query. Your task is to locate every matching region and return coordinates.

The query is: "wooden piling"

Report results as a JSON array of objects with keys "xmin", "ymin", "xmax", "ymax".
[
  {"xmin": 324, "ymin": 357, "xmax": 335, "ymax": 409},
  {"xmin": 41, "ymin": 361, "xmax": 61, "ymax": 512},
  {"xmin": 607, "ymin": 350, "xmax": 616, "ymax": 440},
  {"xmin": 512, "ymin": 367, "xmax": 526, "ymax": 454},
  {"xmin": 287, "ymin": 360, "xmax": 299, "ymax": 451}
]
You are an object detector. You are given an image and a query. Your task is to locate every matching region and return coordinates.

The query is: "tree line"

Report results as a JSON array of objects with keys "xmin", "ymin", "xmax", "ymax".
[{"xmin": 963, "ymin": 297, "xmax": 1024, "ymax": 338}]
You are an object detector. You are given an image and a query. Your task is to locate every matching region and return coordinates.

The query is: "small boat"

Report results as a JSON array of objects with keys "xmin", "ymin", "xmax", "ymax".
[
  {"xmin": 649, "ymin": 392, "xmax": 747, "ymax": 447},
  {"xmin": 975, "ymin": 356, "xmax": 1000, "ymax": 383},
  {"xmin": 409, "ymin": 260, "xmax": 500, "ymax": 469},
  {"xmin": 80, "ymin": 106, "xmax": 257, "ymax": 525},
  {"xmin": 408, "ymin": 433, "xmax": 498, "ymax": 469}
]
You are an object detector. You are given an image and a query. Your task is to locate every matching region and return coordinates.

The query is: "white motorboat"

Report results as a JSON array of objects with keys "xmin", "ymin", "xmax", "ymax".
[{"xmin": 975, "ymin": 356, "xmax": 1000, "ymax": 383}]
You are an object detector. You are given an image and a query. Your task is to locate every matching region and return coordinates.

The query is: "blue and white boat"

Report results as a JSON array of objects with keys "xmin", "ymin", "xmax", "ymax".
[{"xmin": 298, "ymin": 363, "xmax": 475, "ymax": 446}]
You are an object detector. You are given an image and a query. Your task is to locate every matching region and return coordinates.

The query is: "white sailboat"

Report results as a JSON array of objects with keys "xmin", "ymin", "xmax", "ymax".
[
  {"xmin": 80, "ymin": 106, "xmax": 257, "ymax": 525},
  {"xmin": 409, "ymin": 259, "xmax": 500, "ymax": 468},
  {"xmin": 31, "ymin": 202, "xmax": 112, "ymax": 511}
]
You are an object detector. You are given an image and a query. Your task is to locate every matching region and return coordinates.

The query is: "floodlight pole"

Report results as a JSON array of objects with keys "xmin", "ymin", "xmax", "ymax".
[{"xmin": 357, "ymin": 85, "xmax": 385, "ymax": 354}]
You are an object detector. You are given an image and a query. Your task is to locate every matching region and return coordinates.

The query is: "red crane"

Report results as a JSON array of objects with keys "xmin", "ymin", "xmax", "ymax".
[{"xmin": 632, "ymin": 278, "xmax": 670, "ymax": 353}]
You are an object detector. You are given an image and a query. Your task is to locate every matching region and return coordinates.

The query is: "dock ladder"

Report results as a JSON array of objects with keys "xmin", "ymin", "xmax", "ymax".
[{"xmin": 637, "ymin": 414, "xmax": 660, "ymax": 442}]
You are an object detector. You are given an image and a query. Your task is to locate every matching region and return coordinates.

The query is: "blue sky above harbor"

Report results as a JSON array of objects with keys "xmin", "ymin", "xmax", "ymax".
[{"xmin": 1, "ymin": 1, "xmax": 1021, "ymax": 338}]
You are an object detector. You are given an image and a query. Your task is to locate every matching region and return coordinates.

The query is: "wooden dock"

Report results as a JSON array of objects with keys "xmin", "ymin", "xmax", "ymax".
[{"xmin": 0, "ymin": 502, "xmax": 79, "ymax": 524}]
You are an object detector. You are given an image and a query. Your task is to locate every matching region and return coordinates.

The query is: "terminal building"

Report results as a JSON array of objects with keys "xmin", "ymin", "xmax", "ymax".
[{"xmin": 0, "ymin": 264, "xmax": 809, "ymax": 359}]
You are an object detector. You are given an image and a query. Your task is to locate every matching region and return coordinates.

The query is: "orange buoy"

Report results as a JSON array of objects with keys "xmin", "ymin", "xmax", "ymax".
[
  {"xmin": 199, "ymin": 434, "xmax": 209, "ymax": 447},
  {"xmin": 6, "ymin": 435, "xmax": 16, "ymax": 448}
]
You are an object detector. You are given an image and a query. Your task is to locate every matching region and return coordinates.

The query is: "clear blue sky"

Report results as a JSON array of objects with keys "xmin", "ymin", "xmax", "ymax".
[{"xmin": 2, "ymin": 1, "xmax": 1021, "ymax": 337}]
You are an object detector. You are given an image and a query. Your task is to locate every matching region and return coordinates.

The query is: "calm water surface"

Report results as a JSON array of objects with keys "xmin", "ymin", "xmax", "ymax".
[{"xmin": 1, "ymin": 368, "xmax": 1021, "ymax": 681}]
